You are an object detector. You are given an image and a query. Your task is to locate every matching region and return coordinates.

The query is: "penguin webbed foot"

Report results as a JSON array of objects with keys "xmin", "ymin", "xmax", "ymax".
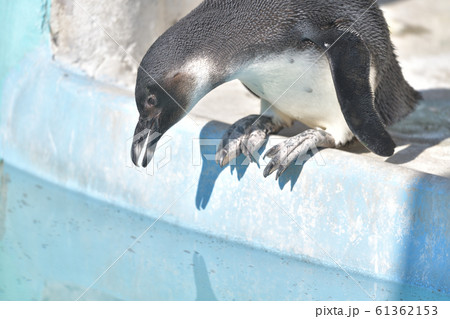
[
  {"xmin": 215, "ymin": 115, "xmax": 281, "ymax": 167},
  {"xmin": 263, "ymin": 129, "xmax": 335, "ymax": 179}
]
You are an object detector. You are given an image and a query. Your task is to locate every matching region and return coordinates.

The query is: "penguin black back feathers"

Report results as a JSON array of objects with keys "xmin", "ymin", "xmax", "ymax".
[{"xmin": 132, "ymin": 0, "xmax": 420, "ymax": 178}]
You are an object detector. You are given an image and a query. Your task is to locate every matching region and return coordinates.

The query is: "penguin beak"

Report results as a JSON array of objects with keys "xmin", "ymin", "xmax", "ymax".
[{"xmin": 131, "ymin": 117, "xmax": 162, "ymax": 168}]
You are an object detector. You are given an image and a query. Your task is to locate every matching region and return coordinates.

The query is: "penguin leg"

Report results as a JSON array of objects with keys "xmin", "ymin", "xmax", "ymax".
[
  {"xmin": 263, "ymin": 129, "xmax": 335, "ymax": 179},
  {"xmin": 215, "ymin": 114, "xmax": 284, "ymax": 167}
]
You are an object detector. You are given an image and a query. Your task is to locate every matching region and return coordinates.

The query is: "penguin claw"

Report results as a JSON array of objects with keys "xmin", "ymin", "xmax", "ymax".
[
  {"xmin": 215, "ymin": 140, "xmax": 241, "ymax": 167},
  {"xmin": 216, "ymin": 136, "xmax": 263, "ymax": 166},
  {"xmin": 263, "ymin": 144, "xmax": 281, "ymax": 159},
  {"xmin": 262, "ymin": 129, "xmax": 336, "ymax": 179},
  {"xmin": 215, "ymin": 149, "xmax": 229, "ymax": 167},
  {"xmin": 263, "ymin": 161, "xmax": 278, "ymax": 178},
  {"xmin": 215, "ymin": 138, "xmax": 241, "ymax": 167},
  {"xmin": 275, "ymin": 164, "xmax": 289, "ymax": 180},
  {"xmin": 216, "ymin": 115, "xmax": 272, "ymax": 167}
]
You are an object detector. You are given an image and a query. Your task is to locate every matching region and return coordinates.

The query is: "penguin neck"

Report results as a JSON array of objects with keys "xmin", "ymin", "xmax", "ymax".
[{"xmin": 179, "ymin": 55, "xmax": 239, "ymax": 111}]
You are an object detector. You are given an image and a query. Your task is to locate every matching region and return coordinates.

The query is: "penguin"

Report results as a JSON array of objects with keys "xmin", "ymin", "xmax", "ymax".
[{"xmin": 131, "ymin": 0, "xmax": 421, "ymax": 178}]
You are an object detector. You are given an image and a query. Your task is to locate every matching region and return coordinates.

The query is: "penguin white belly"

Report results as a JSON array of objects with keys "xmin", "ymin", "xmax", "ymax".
[{"xmin": 239, "ymin": 50, "xmax": 354, "ymax": 146}]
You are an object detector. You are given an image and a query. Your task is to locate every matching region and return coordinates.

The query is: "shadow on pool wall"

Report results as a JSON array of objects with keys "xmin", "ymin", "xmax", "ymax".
[
  {"xmin": 195, "ymin": 121, "xmax": 312, "ymax": 210},
  {"xmin": 193, "ymin": 253, "xmax": 218, "ymax": 301}
]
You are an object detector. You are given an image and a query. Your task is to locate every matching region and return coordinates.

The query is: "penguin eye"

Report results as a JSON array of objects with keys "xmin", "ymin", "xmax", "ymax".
[{"xmin": 146, "ymin": 94, "xmax": 158, "ymax": 107}]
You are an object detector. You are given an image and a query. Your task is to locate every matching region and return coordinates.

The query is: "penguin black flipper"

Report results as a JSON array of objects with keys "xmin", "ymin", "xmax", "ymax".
[{"xmin": 305, "ymin": 28, "xmax": 396, "ymax": 157}]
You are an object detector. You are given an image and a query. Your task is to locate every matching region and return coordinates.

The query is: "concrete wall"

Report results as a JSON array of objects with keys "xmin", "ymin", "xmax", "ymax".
[{"xmin": 50, "ymin": 0, "xmax": 202, "ymax": 89}]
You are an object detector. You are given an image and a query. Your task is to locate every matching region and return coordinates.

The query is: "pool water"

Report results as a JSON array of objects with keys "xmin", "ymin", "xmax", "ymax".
[{"xmin": 0, "ymin": 162, "xmax": 448, "ymax": 301}]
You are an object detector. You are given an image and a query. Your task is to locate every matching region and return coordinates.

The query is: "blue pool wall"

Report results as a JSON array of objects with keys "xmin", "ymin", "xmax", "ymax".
[{"xmin": 0, "ymin": 0, "xmax": 449, "ymax": 297}]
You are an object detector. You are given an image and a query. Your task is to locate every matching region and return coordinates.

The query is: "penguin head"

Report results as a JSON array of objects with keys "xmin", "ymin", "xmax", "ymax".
[
  {"xmin": 132, "ymin": 63, "xmax": 190, "ymax": 167},
  {"xmin": 131, "ymin": 36, "xmax": 218, "ymax": 167}
]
